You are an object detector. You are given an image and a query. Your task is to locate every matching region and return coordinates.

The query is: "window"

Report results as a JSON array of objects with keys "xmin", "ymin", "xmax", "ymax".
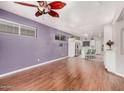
[
  {"xmin": 20, "ymin": 25, "xmax": 36, "ymax": 37},
  {"xmin": 0, "ymin": 20, "xmax": 19, "ymax": 34},
  {"xmin": 0, "ymin": 19, "xmax": 37, "ymax": 37},
  {"xmin": 83, "ymin": 41, "xmax": 90, "ymax": 47}
]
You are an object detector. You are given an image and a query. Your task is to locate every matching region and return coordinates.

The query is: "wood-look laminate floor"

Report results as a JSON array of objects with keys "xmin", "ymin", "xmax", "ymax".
[{"xmin": 0, "ymin": 56, "xmax": 124, "ymax": 91}]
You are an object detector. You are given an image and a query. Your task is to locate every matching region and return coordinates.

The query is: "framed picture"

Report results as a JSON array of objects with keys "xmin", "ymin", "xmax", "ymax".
[
  {"xmin": 55, "ymin": 34, "xmax": 66, "ymax": 41},
  {"xmin": 61, "ymin": 35, "xmax": 66, "ymax": 41},
  {"xmin": 55, "ymin": 35, "xmax": 60, "ymax": 40}
]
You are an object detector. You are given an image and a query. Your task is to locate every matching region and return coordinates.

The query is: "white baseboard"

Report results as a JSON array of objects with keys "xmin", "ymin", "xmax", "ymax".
[
  {"xmin": 106, "ymin": 68, "xmax": 124, "ymax": 78},
  {"xmin": 0, "ymin": 56, "xmax": 68, "ymax": 78},
  {"xmin": 114, "ymin": 72, "xmax": 124, "ymax": 78}
]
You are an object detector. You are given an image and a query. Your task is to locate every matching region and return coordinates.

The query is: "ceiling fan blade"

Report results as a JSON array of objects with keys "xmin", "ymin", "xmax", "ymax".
[
  {"xmin": 48, "ymin": 10, "xmax": 59, "ymax": 17},
  {"xmin": 48, "ymin": 1, "xmax": 66, "ymax": 9},
  {"xmin": 14, "ymin": 2, "xmax": 37, "ymax": 7},
  {"xmin": 35, "ymin": 11, "xmax": 42, "ymax": 17}
]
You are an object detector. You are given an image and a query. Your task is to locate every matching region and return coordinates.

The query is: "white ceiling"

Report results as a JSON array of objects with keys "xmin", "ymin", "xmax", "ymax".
[{"xmin": 0, "ymin": 1, "xmax": 124, "ymax": 37}]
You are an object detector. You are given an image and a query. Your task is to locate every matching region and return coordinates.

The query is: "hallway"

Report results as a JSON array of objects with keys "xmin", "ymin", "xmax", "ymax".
[{"xmin": 0, "ymin": 57, "xmax": 124, "ymax": 91}]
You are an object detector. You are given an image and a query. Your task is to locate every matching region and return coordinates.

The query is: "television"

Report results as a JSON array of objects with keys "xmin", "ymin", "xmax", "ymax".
[{"xmin": 83, "ymin": 41, "xmax": 90, "ymax": 47}]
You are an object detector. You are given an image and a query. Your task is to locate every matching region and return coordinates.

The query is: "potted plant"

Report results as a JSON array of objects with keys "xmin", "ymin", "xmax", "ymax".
[{"xmin": 106, "ymin": 40, "xmax": 114, "ymax": 50}]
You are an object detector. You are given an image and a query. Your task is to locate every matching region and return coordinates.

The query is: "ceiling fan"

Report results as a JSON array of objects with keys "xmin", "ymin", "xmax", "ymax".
[{"xmin": 14, "ymin": 1, "xmax": 66, "ymax": 18}]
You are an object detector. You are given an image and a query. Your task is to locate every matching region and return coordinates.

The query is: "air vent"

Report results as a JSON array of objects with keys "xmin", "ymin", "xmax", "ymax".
[{"xmin": 0, "ymin": 20, "xmax": 19, "ymax": 34}]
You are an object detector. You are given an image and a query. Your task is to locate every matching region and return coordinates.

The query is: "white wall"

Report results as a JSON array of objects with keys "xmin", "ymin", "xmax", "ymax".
[
  {"xmin": 95, "ymin": 37, "xmax": 103, "ymax": 54},
  {"xmin": 113, "ymin": 20, "xmax": 124, "ymax": 75},
  {"xmin": 104, "ymin": 21, "xmax": 124, "ymax": 77},
  {"xmin": 104, "ymin": 24, "xmax": 113, "ymax": 50},
  {"xmin": 104, "ymin": 24, "xmax": 116, "ymax": 73}
]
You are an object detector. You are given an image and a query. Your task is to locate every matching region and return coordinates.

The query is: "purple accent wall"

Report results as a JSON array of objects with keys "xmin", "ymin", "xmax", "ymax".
[{"xmin": 0, "ymin": 9, "xmax": 73, "ymax": 75}]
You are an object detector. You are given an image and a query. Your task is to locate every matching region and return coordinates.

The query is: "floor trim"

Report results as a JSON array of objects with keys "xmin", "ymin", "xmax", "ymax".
[
  {"xmin": 0, "ymin": 56, "xmax": 68, "ymax": 78},
  {"xmin": 114, "ymin": 72, "xmax": 124, "ymax": 78},
  {"xmin": 106, "ymin": 69, "xmax": 124, "ymax": 78}
]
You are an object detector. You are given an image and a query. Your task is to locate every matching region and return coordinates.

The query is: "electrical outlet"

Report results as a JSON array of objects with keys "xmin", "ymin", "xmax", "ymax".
[{"xmin": 38, "ymin": 58, "xmax": 40, "ymax": 62}]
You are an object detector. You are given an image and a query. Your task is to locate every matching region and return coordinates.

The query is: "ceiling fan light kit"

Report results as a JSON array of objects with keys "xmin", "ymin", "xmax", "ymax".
[{"xmin": 14, "ymin": 1, "xmax": 66, "ymax": 18}]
